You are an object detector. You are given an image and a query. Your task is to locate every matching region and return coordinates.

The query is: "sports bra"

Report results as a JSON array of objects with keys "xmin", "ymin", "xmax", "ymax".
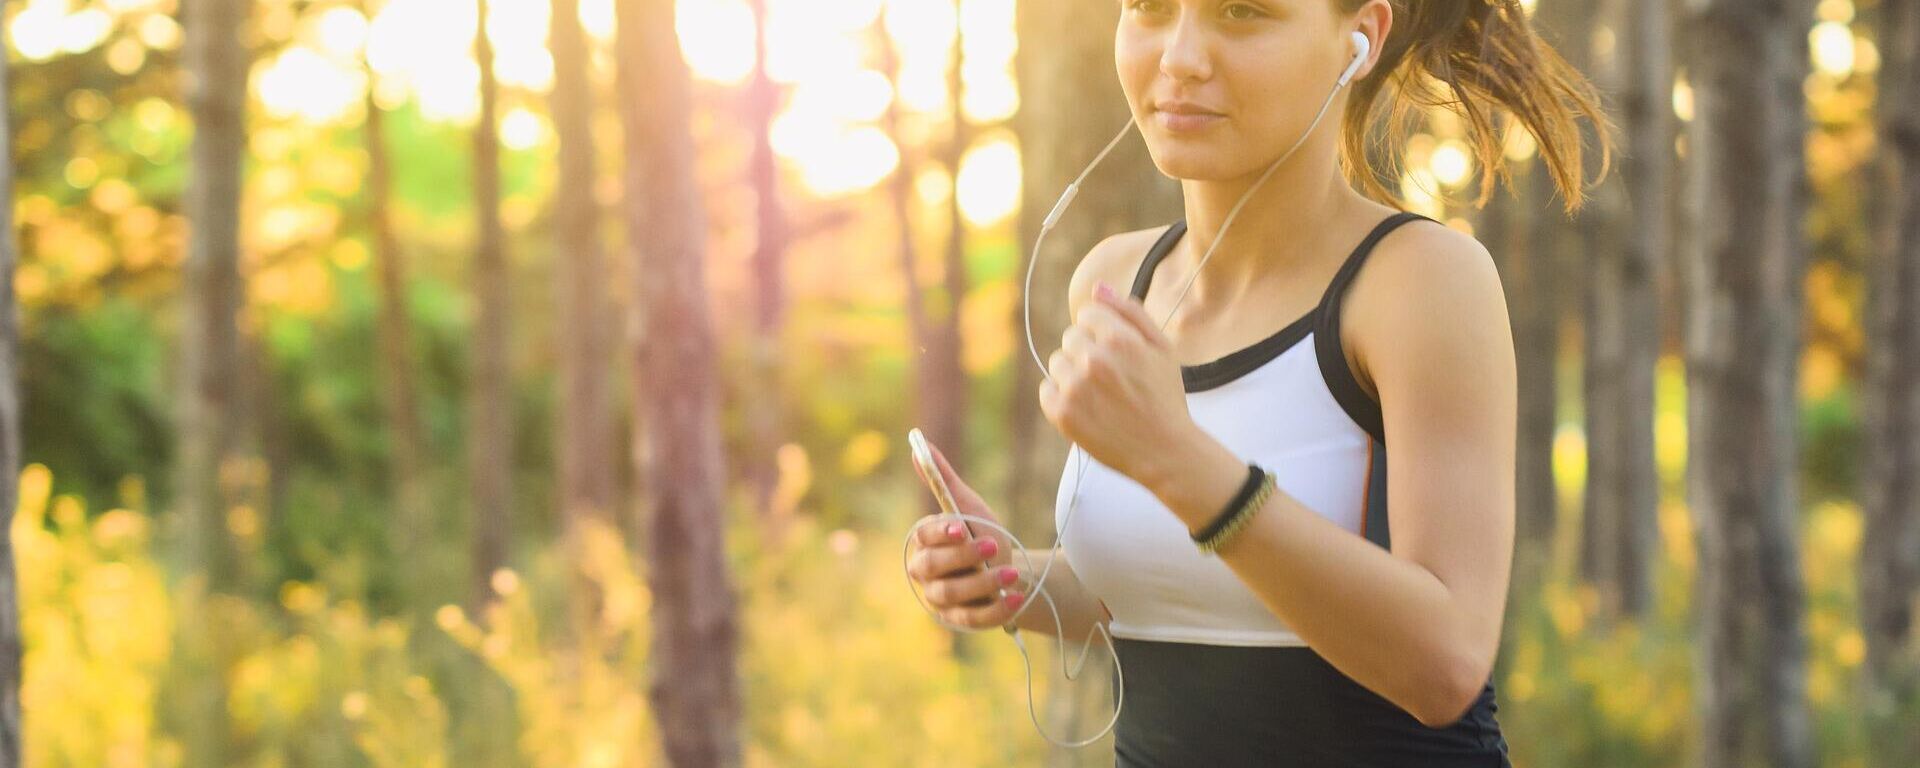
[{"xmin": 1055, "ymin": 211, "xmax": 1431, "ymax": 647}]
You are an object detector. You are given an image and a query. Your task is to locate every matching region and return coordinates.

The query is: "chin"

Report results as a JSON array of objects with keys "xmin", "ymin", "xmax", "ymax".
[{"xmin": 1147, "ymin": 144, "xmax": 1247, "ymax": 182}]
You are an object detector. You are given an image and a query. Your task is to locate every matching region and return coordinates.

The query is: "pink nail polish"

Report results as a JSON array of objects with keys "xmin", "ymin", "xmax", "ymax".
[
  {"xmin": 1006, "ymin": 593, "xmax": 1025, "ymax": 609},
  {"xmin": 977, "ymin": 539, "xmax": 998, "ymax": 558},
  {"xmin": 999, "ymin": 568, "xmax": 1018, "ymax": 585},
  {"xmin": 947, "ymin": 523, "xmax": 962, "ymax": 538}
]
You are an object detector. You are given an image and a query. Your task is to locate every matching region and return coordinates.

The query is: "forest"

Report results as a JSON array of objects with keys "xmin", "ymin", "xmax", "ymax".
[{"xmin": 0, "ymin": 0, "xmax": 1917, "ymax": 766}]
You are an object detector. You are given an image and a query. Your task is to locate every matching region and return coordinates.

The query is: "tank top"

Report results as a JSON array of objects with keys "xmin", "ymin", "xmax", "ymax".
[{"xmin": 1052, "ymin": 211, "xmax": 1511, "ymax": 766}]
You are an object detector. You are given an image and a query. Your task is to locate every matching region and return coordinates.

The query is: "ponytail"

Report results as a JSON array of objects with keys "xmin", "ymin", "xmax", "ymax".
[{"xmin": 1337, "ymin": 0, "xmax": 1615, "ymax": 213}]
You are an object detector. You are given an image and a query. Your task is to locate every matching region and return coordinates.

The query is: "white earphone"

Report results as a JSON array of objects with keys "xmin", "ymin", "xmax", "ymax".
[
  {"xmin": 1340, "ymin": 29, "xmax": 1373, "ymax": 86},
  {"xmin": 906, "ymin": 28, "xmax": 1376, "ymax": 749}
]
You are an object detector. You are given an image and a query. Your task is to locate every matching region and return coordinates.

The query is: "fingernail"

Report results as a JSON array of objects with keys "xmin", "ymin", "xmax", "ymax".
[
  {"xmin": 998, "ymin": 567, "xmax": 1018, "ymax": 585},
  {"xmin": 1095, "ymin": 282, "xmax": 1114, "ymax": 300},
  {"xmin": 947, "ymin": 523, "xmax": 963, "ymax": 538},
  {"xmin": 977, "ymin": 539, "xmax": 998, "ymax": 558},
  {"xmin": 1006, "ymin": 593, "xmax": 1025, "ymax": 609}
]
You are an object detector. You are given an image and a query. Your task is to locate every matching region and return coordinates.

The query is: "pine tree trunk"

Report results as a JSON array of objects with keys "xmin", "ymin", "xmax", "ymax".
[
  {"xmin": 548, "ymin": 0, "xmax": 618, "ymax": 655},
  {"xmin": 1581, "ymin": 0, "xmax": 1669, "ymax": 619},
  {"xmin": 1511, "ymin": 0, "xmax": 1591, "ymax": 604},
  {"xmin": 933, "ymin": 0, "xmax": 971, "ymax": 516},
  {"xmin": 469, "ymin": 0, "xmax": 513, "ymax": 612},
  {"xmin": 1680, "ymin": 1, "xmax": 1815, "ymax": 765},
  {"xmin": 1009, "ymin": 0, "xmax": 1181, "ymax": 547},
  {"xmin": 1480, "ymin": 154, "xmax": 1556, "ymax": 599},
  {"xmin": 550, "ymin": 0, "xmax": 617, "ymax": 526},
  {"xmin": 363, "ymin": 26, "xmax": 430, "ymax": 566},
  {"xmin": 615, "ymin": 0, "xmax": 743, "ymax": 764},
  {"xmin": 1010, "ymin": 3, "xmax": 1180, "ymax": 764},
  {"xmin": 1860, "ymin": 0, "xmax": 1920, "ymax": 762},
  {"xmin": 877, "ymin": 11, "xmax": 933, "ymax": 519},
  {"xmin": 178, "ymin": 0, "xmax": 249, "ymax": 595},
  {"xmin": 0, "ymin": 40, "xmax": 24, "ymax": 768},
  {"xmin": 177, "ymin": 1, "xmax": 251, "ymax": 762},
  {"xmin": 743, "ymin": 0, "xmax": 789, "ymax": 529}
]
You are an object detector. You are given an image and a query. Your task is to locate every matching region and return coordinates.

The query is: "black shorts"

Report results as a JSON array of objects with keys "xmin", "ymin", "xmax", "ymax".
[{"xmin": 1110, "ymin": 637, "xmax": 1511, "ymax": 767}]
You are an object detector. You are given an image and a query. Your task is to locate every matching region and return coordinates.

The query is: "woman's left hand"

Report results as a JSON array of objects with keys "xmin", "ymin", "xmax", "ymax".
[{"xmin": 1038, "ymin": 282, "xmax": 1199, "ymax": 485}]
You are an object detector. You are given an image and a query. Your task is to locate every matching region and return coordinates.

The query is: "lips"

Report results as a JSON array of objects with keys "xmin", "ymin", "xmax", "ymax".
[
  {"xmin": 1153, "ymin": 102, "xmax": 1225, "ymax": 132},
  {"xmin": 1153, "ymin": 101, "xmax": 1224, "ymax": 116}
]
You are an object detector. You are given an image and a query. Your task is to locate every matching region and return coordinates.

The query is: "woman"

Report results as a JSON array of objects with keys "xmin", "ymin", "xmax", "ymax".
[{"xmin": 906, "ymin": 0, "xmax": 1608, "ymax": 764}]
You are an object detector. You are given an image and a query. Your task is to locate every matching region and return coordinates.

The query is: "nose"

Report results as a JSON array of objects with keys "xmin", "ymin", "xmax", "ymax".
[{"xmin": 1158, "ymin": 12, "xmax": 1212, "ymax": 83}]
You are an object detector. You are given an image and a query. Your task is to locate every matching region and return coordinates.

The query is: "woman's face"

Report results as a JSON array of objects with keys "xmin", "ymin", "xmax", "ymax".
[{"xmin": 1115, "ymin": 0, "xmax": 1354, "ymax": 181}]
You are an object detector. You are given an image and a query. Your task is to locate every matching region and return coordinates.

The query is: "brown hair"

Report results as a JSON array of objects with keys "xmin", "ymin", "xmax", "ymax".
[{"xmin": 1335, "ymin": 0, "xmax": 1614, "ymax": 213}]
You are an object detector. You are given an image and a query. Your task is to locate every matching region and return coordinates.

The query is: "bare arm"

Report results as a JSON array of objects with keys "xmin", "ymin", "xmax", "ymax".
[
  {"xmin": 1010, "ymin": 548, "xmax": 1113, "ymax": 640},
  {"xmin": 1135, "ymin": 229, "xmax": 1516, "ymax": 728}
]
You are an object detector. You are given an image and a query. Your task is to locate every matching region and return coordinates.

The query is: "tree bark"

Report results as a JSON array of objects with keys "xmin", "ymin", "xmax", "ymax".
[
  {"xmin": 1860, "ymin": 0, "xmax": 1920, "ymax": 763},
  {"xmin": 1009, "ymin": 0, "xmax": 1182, "ymax": 548},
  {"xmin": 1581, "ymin": 0, "xmax": 1669, "ymax": 619},
  {"xmin": 1479, "ymin": 153, "xmax": 1557, "ymax": 600},
  {"xmin": 550, "ymin": 0, "xmax": 617, "ymax": 526},
  {"xmin": 1680, "ymin": 1, "xmax": 1815, "ymax": 765},
  {"xmin": 0, "ymin": 38, "xmax": 25, "ymax": 768},
  {"xmin": 469, "ymin": 0, "xmax": 513, "ymax": 612},
  {"xmin": 934, "ymin": 0, "xmax": 971, "ymax": 495},
  {"xmin": 615, "ymin": 0, "xmax": 743, "ymax": 765},
  {"xmin": 1508, "ymin": 0, "xmax": 1590, "ymax": 605},
  {"xmin": 363, "ymin": 23, "xmax": 431, "ymax": 567},
  {"xmin": 742, "ymin": 0, "xmax": 789, "ymax": 528},
  {"xmin": 1010, "ymin": 3, "xmax": 1181, "ymax": 763},
  {"xmin": 177, "ymin": 1, "xmax": 252, "ymax": 762},
  {"xmin": 178, "ymin": 0, "xmax": 250, "ymax": 595},
  {"xmin": 877, "ymin": 10, "xmax": 931, "ymax": 515}
]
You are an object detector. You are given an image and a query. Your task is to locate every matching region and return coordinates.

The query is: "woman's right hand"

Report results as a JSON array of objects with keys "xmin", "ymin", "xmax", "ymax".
[{"xmin": 906, "ymin": 439, "xmax": 1027, "ymax": 629}]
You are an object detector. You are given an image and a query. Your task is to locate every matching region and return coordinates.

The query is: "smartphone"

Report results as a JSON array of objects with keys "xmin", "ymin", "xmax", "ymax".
[{"xmin": 909, "ymin": 428, "xmax": 999, "ymax": 609}]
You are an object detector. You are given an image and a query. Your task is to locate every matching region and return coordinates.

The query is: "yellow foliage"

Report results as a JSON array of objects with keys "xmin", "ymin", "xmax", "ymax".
[
  {"xmin": 15, "ymin": 464, "xmax": 175, "ymax": 768},
  {"xmin": 440, "ymin": 518, "xmax": 660, "ymax": 767},
  {"xmin": 839, "ymin": 430, "xmax": 888, "ymax": 478}
]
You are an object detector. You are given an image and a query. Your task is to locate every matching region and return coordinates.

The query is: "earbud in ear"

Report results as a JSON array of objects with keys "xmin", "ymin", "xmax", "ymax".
[{"xmin": 1339, "ymin": 30, "xmax": 1371, "ymax": 86}]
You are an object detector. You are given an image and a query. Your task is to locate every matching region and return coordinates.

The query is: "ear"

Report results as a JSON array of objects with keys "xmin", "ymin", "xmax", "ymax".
[{"xmin": 1347, "ymin": 0, "xmax": 1393, "ymax": 83}]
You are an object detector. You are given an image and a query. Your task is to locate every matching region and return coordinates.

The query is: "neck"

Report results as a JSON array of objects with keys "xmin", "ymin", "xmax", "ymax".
[{"xmin": 1167, "ymin": 144, "xmax": 1361, "ymax": 311}]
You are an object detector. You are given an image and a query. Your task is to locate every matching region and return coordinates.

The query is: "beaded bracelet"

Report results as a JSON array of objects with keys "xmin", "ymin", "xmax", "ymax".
[{"xmin": 1191, "ymin": 463, "xmax": 1277, "ymax": 555}]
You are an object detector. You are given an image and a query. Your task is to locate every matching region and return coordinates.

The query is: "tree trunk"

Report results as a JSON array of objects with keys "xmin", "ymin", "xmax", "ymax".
[
  {"xmin": 0, "ymin": 40, "xmax": 25, "ymax": 768},
  {"xmin": 936, "ymin": 0, "xmax": 971, "ymax": 488},
  {"xmin": 1010, "ymin": 3, "xmax": 1180, "ymax": 764},
  {"xmin": 469, "ymin": 0, "xmax": 513, "ymax": 612},
  {"xmin": 1510, "ymin": 0, "xmax": 1591, "ymax": 606},
  {"xmin": 363, "ymin": 27, "xmax": 431, "ymax": 567},
  {"xmin": 178, "ymin": 0, "xmax": 250, "ymax": 595},
  {"xmin": 1009, "ymin": 0, "xmax": 1181, "ymax": 548},
  {"xmin": 615, "ymin": 1, "xmax": 743, "ymax": 765},
  {"xmin": 1680, "ymin": 1, "xmax": 1815, "ymax": 765},
  {"xmin": 1479, "ymin": 152, "xmax": 1556, "ymax": 600},
  {"xmin": 1581, "ymin": 0, "xmax": 1669, "ymax": 620},
  {"xmin": 1860, "ymin": 0, "xmax": 1920, "ymax": 763},
  {"xmin": 877, "ymin": 11, "xmax": 932, "ymax": 517},
  {"xmin": 177, "ymin": 1, "xmax": 251, "ymax": 762},
  {"xmin": 550, "ymin": 0, "xmax": 617, "ymax": 524},
  {"xmin": 743, "ymin": 0, "xmax": 789, "ymax": 529},
  {"xmin": 548, "ymin": 0, "xmax": 617, "ymax": 656}
]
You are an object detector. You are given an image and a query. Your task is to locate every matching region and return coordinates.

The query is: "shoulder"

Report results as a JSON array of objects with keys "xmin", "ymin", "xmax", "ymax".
[
  {"xmin": 1344, "ymin": 217, "xmax": 1511, "ymax": 400},
  {"xmin": 1066, "ymin": 223, "xmax": 1176, "ymax": 322}
]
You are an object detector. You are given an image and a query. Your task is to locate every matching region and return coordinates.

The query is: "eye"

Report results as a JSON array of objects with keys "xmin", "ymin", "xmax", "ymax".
[
  {"xmin": 1126, "ymin": 0, "xmax": 1170, "ymax": 14},
  {"xmin": 1222, "ymin": 2, "xmax": 1266, "ymax": 20}
]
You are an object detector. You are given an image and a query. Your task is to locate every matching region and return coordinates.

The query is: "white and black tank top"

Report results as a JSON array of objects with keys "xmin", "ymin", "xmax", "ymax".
[{"xmin": 1054, "ymin": 211, "xmax": 1511, "ymax": 767}]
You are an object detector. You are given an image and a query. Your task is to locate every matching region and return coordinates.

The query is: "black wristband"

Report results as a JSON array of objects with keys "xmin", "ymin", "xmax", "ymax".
[{"xmin": 1190, "ymin": 463, "xmax": 1264, "ymax": 543}]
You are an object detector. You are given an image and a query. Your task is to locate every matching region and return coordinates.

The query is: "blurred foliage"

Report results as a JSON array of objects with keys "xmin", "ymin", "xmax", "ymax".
[{"xmin": 13, "ymin": 437, "xmax": 1916, "ymax": 765}]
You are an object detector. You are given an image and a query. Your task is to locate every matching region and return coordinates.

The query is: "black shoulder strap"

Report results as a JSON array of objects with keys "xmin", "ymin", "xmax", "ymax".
[
  {"xmin": 1316, "ymin": 211, "xmax": 1432, "ymax": 312},
  {"xmin": 1312, "ymin": 211, "xmax": 1434, "ymax": 445},
  {"xmin": 1129, "ymin": 220, "xmax": 1188, "ymax": 300}
]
